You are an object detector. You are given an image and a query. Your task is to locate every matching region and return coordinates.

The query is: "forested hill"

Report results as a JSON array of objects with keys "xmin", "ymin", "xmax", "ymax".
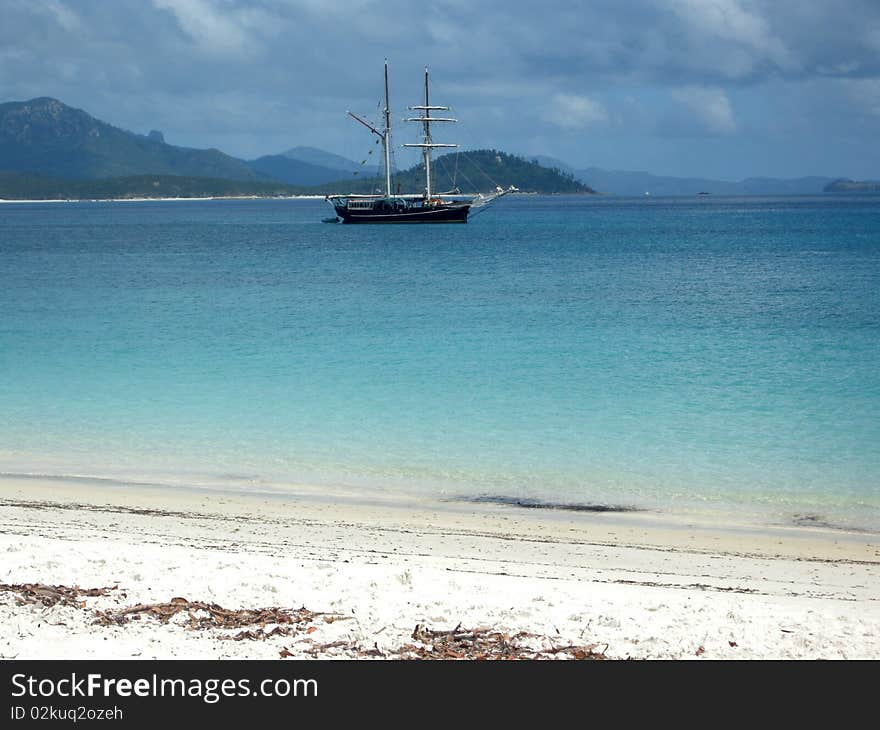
[
  {"xmin": 0, "ymin": 97, "xmax": 267, "ymax": 181},
  {"xmin": 0, "ymin": 96, "xmax": 596, "ymax": 197},
  {"xmin": 317, "ymin": 150, "xmax": 596, "ymax": 195}
]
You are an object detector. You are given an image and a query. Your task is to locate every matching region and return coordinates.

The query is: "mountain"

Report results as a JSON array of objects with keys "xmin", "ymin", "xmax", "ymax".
[
  {"xmin": 317, "ymin": 150, "xmax": 594, "ymax": 195},
  {"xmin": 247, "ymin": 145, "xmax": 381, "ymax": 185},
  {"xmin": 576, "ymin": 167, "xmax": 737, "ymax": 196},
  {"xmin": 515, "ymin": 154, "xmax": 839, "ymax": 196},
  {"xmin": 0, "ymin": 97, "xmax": 267, "ymax": 181},
  {"xmin": 571, "ymin": 167, "xmax": 835, "ymax": 196},
  {"xmin": 824, "ymin": 178, "xmax": 880, "ymax": 192},
  {"xmin": 522, "ymin": 154, "xmax": 576, "ymax": 173},
  {"xmin": 247, "ymin": 154, "xmax": 366, "ymax": 186},
  {"xmin": 4, "ymin": 96, "xmax": 850, "ymax": 198},
  {"xmin": 736, "ymin": 176, "xmax": 838, "ymax": 195},
  {"xmin": 282, "ymin": 145, "xmax": 380, "ymax": 176},
  {"xmin": 0, "ymin": 149, "xmax": 592, "ymax": 199}
]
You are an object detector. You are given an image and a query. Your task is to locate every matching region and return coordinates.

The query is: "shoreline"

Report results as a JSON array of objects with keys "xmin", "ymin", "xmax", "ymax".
[
  {"xmin": 2, "ymin": 475, "xmax": 878, "ymax": 659},
  {"xmin": 2, "ymin": 467, "xmax": 877, "ymax": 538},
  {"xmin": 3, "ymin": 472, "xmax": 875, "ymax": 552},
  {"xmin": 0, "ymin": 195, "xmax": 328, "ymax": 203}
]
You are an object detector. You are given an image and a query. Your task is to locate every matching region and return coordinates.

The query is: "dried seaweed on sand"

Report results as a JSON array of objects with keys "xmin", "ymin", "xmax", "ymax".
[
  {"xmin": 0, "ymin": 583, "xmax": 120, "ymax": 608},
  {"xmin": 93, "ymin": 596, "xmax": 347, "ymax": 638},
  {"xmin": 299, "ymin": 623, "xmax": 608, "ymax": 660},
  {"xmin": 397, "ymin": 623, "xmax": 608, "ymax": 660},
  {"xmin": 2, "ymin": 584, "xmax": 609, "ymax": 659}
]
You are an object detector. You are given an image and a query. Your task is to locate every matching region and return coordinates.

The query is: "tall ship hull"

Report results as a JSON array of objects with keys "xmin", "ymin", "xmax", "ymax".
[
  {"xmin": 325, "ymin": 62, "xmax": 514, "ymax": 224},
  {"xmin": 330, "ymin": 198, "xmax": 470, "ymax": 224}
]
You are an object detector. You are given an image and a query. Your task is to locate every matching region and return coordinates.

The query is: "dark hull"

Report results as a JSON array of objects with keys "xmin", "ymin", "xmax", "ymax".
[{"xmin": 337, "ymin": 204, "xmax": 470, "ymax": 224}]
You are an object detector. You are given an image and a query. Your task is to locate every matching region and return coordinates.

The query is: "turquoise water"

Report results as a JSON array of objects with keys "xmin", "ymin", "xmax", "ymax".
[{"xmin": 1, "ymin": 195, "xmax": 878, "ymax": 530}]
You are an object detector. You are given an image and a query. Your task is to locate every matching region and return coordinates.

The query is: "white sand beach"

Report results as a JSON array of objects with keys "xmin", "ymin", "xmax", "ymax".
[{"xmin": 1, "ymin": 476, "xmax": 878, "ymax": 660}]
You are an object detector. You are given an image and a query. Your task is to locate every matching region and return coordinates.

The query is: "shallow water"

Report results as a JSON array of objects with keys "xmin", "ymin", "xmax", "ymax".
[{"xmin": 1, "ymin": 195, "xmax": 878, "ymax": 530}]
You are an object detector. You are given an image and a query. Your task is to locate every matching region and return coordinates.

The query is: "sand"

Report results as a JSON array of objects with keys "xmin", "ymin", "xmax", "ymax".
[{"xmin": 1, "ymin": 476, "xmax": 878, "ymax": 660}]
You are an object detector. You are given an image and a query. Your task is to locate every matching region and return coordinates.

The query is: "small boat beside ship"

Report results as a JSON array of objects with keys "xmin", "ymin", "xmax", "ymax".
[{"xmin": 325, "ymin": 62, "xmax": 515, "ymax": 224}]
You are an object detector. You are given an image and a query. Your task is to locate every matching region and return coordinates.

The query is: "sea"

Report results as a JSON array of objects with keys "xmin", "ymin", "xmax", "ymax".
[{"xmin": 1, "ymin": 194, "xmax": 878, "ymax": 531}]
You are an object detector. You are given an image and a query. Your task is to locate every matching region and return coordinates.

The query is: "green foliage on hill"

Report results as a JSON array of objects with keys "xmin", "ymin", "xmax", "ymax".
[
  {"xmin": 316, "ymin": 149, "xmax": 595, "ymax": 195},
  {"xmin": 0, "ymin": 98, "xmax": 266, "ymax": 181},
  {"xmin": 0, "ymin": 96, "xmax": 596, "ymax": 198},
  {"xmin": 0, "ymin": 171, "xmax": 304, "ymax": 200},
  {"xmin": 0, "ymin": 150, "xmax": 595, "ymax": 200}
]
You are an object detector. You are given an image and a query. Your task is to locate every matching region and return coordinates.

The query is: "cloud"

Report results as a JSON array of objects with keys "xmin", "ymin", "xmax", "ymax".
[
  {"xmin": 542, "ymin": 94, "xmax": 608, "ymax": 130},
  {"xmin": 1, "ymin": 0, "xmax": 879, "ymax": 176},
  {"xmin": 669, "ymin": 0, "xmax": 795, "ymax": 76},
  {"xmin": 671, "ymin": 87, "xmax": 738, "ymax": 134},
  {"xmin": 840, "ymin": 78, "xmax": 880, "ymax": 119},
  {"xmin": 151, "ymin": 0, "xmax": 275, "ymax": 57},
  {"xmin": 41, "ymin": 0, "xmax": 83, "ymax": 32}
]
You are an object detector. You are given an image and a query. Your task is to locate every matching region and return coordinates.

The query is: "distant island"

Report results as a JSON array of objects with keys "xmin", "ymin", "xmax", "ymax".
[
  {"xmin": 0, "ymin": 97, "xmax": 591, "ymax": 200},
  {"xmin": 319, "ymin": 150, "xmax": 592, "ymax": 196},
  {"xmin": 823, "ymin": 178, "xmax": 880, "ymax": 193},
  {"xmin": 527, "ymin": 155, "xmax": 843, "ymax": 197},
  {"xmin": 1, "ymin": 96, "xmax": 876, "ymax": 200}
]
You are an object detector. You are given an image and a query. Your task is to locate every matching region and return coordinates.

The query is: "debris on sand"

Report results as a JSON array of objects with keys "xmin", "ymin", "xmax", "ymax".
[
  {"xmin": 2, "ymin": 584, "xmax": 610, "ymax": 659},
  {"xmin": 298, "ymin": 623, "xmax": 608, "ymax": 660},
  {"xmin": 93, "ymin": 597, "xmax": 347, "ymax": 638},
  {"xmin": 395, "ymin": 623, "xmax": 608, "ymax": 660},
  {"xmin": 0, "ymin": 583, "xmax": 121, "ymax": 609}
]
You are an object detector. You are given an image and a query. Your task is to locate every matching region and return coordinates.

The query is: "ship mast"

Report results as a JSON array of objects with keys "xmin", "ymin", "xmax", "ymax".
[
  {"xmin": 347, "ymin": 59, "xmax": 394, "ymax": 197},
  {"xmin": 382, "ymin": 59, "xmax": 392, "ymax": 197},
  {"xmin": 404, "ymin": 66, "xmax": 457, "ymax": 199}
]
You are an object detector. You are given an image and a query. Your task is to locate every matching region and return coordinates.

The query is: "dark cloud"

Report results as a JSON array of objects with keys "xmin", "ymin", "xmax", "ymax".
[{"xmin": 1, "ymin": 0, "xmax": 878, "ymax": 177}]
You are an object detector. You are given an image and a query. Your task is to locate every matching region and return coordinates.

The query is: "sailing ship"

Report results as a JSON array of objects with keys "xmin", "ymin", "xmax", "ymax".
[{"xmin": 325, "ymin": 62, "xmax": 516, "ymax": 224}]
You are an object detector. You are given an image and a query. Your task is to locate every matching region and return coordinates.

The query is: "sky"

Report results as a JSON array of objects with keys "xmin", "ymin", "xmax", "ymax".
[{"xmin": 1, "ymin": 0, "xmax": 879, "ymax": 180}]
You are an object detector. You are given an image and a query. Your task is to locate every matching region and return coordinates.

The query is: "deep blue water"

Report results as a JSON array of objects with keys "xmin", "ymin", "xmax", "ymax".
[{"xmin": 1, "ymin": 195, "xmax": 878, "ymax": 530}]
